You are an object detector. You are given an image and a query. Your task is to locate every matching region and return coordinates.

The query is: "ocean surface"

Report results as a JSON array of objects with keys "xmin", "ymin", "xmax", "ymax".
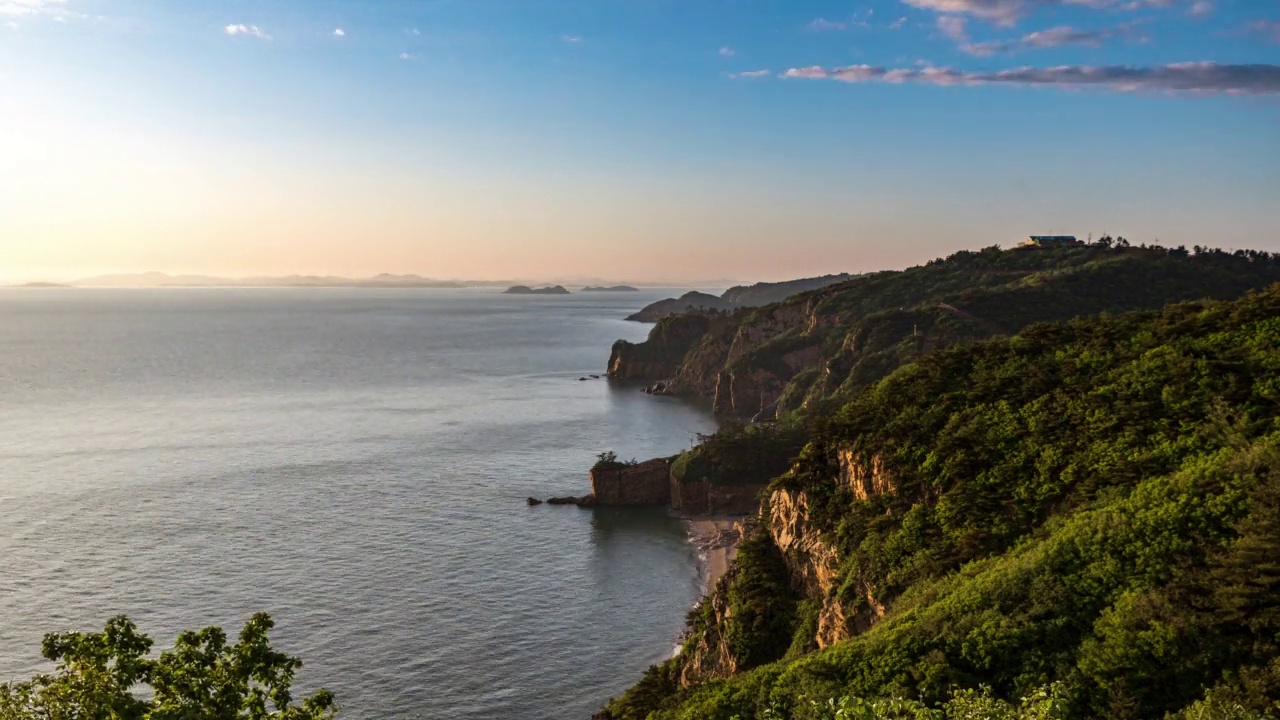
[{"xmin": 0, "ymin": 287, "xmax": 721, "ymax": 719}]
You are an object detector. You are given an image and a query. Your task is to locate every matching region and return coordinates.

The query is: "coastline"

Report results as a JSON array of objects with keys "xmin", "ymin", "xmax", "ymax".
[{"xmin": 685, "ymin": 516, "xmax": 749, "ymax": 593}]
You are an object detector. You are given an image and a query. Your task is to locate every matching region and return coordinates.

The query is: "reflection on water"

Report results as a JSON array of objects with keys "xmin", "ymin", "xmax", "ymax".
[{"xmin": 0, "ymin": 287, "xmax": 719, "ymax": 719}]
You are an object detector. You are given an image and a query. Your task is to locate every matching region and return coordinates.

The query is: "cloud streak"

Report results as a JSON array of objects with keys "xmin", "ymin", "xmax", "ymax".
[
  {"xmin": 1248, "ymin": 19, "xmax": 1280, "ymax": 43},
  {"xmin": 731, "ymin": 69, "xmax": 771, "ymax": 79},
  {"xmin": 962, "ymin": 23, "xmax": 1139, "ymax": 55},
  {"xmin": 225, "ymin": 24, "xmax": 269, "ymax": 40},
  {"xmin": 808, "ymin": 17, "xmax": 848, "ymax": 31},
  {"xmin": 901, "ymin": 0, "xmax": 1182, "ymax": 26},
  {"xmin": 779, "ymin": 62, "xmax": 1280, "ymax": 95}
]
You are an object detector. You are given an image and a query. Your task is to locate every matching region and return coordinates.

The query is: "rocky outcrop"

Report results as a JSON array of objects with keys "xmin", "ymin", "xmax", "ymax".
[
  {"xmin": 838, "ymin": 450, "xmax": 895, "ymax": 501},
  {"xmin": 679, "ymin": 572, "xmax": 739, "ymax": 686},
  {"xmin": 763, "ymin": 452, "xmax": 896, "ymax": 649},
  {"xmin": 590, "ymin": 458, "xmax": 675, "ymax": 507},
  {"xmin": 769, "ymin": 488, "xmax": 841, "ymax": 600},
  {"xmin": 607, "ymin": 314, "xmax": 713, "ymax": 382}
]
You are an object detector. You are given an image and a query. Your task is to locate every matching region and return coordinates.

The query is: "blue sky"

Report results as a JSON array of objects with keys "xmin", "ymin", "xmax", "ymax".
[{"xmin": 1, "ymin": 0, "xmax": 1277, "ymax": 283}]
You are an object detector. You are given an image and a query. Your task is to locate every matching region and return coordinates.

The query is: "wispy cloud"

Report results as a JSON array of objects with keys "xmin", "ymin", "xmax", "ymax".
[
  {"xmin": 561, "ymin": 34, "xmax": 583, "ymax": 44},
  {"xmin": 0, "ymin": 0, "xmax": 66, "ymax": 16},
  {"xmin": 962, "ymin": 23, "xmax": 1140, "ymax": 55},
  {"xmin": 937, "ymin": 15, "xmax": 970, "ymax": 41},
  {"xmin": 225, "ymin": 24, "xmax": 270, "ymax": 40},
  {"xmin": 1247, "ymin": 19, "xmax": 1280, "ymax": 43},
  {"xmin": 399, "ymin": 52, "xmax": 416, "ymax": 60},
  {"xmin": 731, "ymin": 69, "xmax": 771, "ymax": 79},
  {"xmin": 902, "ymin": 0, "xmax": 1185, "ymax": 26},
  {"xmin": 1188, "ymin": 0, "xmax": 1213, "ymax": 17},
  {"xmin": 406, "ymin": 28, "xmax": 421, "ymax": 36},
  {"xmin": 808, "ymin": 17, "xmax": 848, "ymax": 31},
  {"xmin": 779, "ymin": 62, "xmax": 1280, "ymax": 96},
  {"xmin": 890, "ymin": 16, "xmax": 910, "ymax": 29},
  {"xmin": 332, "ymin": 28, "xmax": 345, "ymax": 37},
  {"xmin": 719, "ymin": 46, "xmax": 736, "ymax": 57}
]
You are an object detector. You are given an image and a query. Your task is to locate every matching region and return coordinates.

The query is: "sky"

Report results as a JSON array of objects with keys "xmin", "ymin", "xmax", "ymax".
[{"xmin": 1, "ymin": 0, "xmax": 1278, "ymax": 284}]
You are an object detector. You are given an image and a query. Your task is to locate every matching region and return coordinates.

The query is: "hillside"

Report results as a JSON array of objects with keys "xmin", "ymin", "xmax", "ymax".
[
  {"xmin": 627, "ymin": 275, "xmax": 856, "ymax": 322},
  {"xmin": 608, "ymin": 244, "xmax": 1280, "ymax": 420},
  {"xmin": 599, "ymin": 283, "xmax": 1280, "ymax": 720}
]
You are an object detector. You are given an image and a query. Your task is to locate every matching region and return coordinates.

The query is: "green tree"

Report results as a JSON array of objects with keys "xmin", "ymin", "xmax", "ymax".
[{"xmin": 0, "ymin": 614, "xmax": 335, "ymax": 720}]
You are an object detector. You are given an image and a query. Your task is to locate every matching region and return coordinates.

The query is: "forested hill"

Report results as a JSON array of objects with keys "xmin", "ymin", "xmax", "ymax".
[
  {"xmin": 600, "ymin": 283, "xmax": 1280, "ymax": 720},
  {"xmin": 607, "ymin": 243, "xmax": 1280, "ymax": 420}
]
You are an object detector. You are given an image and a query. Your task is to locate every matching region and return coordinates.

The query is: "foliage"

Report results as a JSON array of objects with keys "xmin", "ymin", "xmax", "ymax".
[
  {"xmin": 594, "ymin": 450, "xmax": 639, "ymax": 471},
  {"xmin": 724, "ymin": 531, "xmax": 801, "ymax": 669},
  {"xmin": 617, "ymin": 243, "xmax": 1280, "ymax": 422},
  {"xmin": 602, "ymin": 285, "xmax": 1280, "ymax": 720},
  {"xmin": 0, "ymin": 614, "xmax": 335, "ymax": 720},
  {"xmin": 672, "ymin": 423, "xmax": 807, "ymax": 487}
]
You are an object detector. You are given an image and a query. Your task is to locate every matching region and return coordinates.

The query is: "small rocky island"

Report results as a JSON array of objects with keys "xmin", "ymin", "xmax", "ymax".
[
  {"xmin": 503, "ymin": 285, "xmax": 571, "ymax": 295},
  {"xmin": 581, "ymin": 285, "xmax": 639, "ymax": 292}
]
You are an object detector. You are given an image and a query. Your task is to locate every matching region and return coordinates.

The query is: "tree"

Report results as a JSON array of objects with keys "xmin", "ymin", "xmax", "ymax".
[{"xmin": 0, "ymin": 614, "xmax": 336, "ymax": 720}]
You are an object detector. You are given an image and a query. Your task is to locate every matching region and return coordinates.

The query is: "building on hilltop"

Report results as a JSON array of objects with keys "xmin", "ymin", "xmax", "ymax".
[{"xmin": 1023, "ymin": 235, "xmax": 1083, "ymax": 248}]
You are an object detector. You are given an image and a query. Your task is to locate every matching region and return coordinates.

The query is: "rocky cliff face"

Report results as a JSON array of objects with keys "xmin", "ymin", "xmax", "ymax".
[
  {"xmin": 769, "ymin": 451, "xmax": 896, "ymax": 647},
  {"xmin": 768, "ymin": 487, "xmax": 849, "ymax": 648},
  {"xmin": 679, "ymin": 571, "xmax": 740, "ymax": 687},
  {"xmin": 590, "ymin": 458, "xmax": 674, "ymax": 506},
  {"xmin": 607, "ymin": 314, "xmax": 713, "ymax": 382}
]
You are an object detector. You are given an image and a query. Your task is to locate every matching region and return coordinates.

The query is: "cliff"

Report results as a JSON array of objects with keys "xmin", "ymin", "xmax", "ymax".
[
  {"xmin": 607, "ymin": 313, "xmax": 715, "ymax": 382},
  {"xmin": 598, "ymin": 280, "xmax": 1280, "ymax": 720},
  {"xmin": 607, "ymin": 245, "xmax": 1280, "ymax": 420},
  {"xmin": 589, "ymin": 458, "xmax": 673, "ymax": 506}
]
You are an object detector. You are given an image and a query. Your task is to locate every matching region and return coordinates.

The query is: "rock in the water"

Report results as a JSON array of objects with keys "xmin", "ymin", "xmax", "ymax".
[
  {"xmin": 526, "ymin": 497, "xmax": 544, "ymax": 506},
  {"xmin": 545, "ymin": 495, "xmax": 597, "ymax": 507}
]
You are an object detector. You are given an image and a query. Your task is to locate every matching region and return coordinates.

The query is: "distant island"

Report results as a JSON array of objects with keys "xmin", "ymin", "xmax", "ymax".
[
  {"xmin": 12, "ymin": 282, "xmax": 71, "ymax": 288},
  {"xmin": 627, "ymin": 273, "xmax": 856, "ymax": 322},
  {"xmin": 581, "ymin": 285, "xmax": 639, "ymax": 292},
  {"xmin": 503, "ymin": 285, "xmax": 571, "ymax": 295}
]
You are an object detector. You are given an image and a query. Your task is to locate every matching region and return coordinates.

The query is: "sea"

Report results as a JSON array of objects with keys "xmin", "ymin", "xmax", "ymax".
[{"xmin": 0, "ymin": 287, "xmax": 721, "ymax": 719}]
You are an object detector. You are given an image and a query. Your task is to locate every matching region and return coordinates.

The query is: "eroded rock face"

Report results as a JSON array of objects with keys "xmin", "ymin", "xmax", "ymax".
[
  {"xmin": 768, "ymin": 487, "xmax": 853, "ymax": 648},
  {"xmin": 680, "ymin": 571, "xmax": 739, "ymax": 687},
  {"xmin": 838, "ymin": 450, "xmax": 895, "ymax": 501},
  {"xmin": 764, "ymin": 452, "xmax": 897, "ymax": 649},
  {"xmin": 590, "ymin": 458, "xmax": 674, "ymax": 507},
  {"xmin": 606, "ymin": 315, "xmax": 712, "ymax": 382},
  {"xmin": 769, "ymin": 488, "xmax": 841, "ymax": 600}
]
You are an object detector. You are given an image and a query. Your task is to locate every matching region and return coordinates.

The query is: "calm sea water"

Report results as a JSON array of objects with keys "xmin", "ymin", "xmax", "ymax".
[{"xmin": 0, "ymin": 287, "xmax": 720, "ymax": 719}]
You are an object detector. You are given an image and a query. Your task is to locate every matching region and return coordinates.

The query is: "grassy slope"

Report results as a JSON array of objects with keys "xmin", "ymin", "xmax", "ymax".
[{"xmin": 601, "ymin": 285, "xmax": 1280, "ymax": 720}]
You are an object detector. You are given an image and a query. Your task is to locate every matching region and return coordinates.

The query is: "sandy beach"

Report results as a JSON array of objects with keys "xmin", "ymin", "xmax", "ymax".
[{"xmin": 687, "ymin": 516, "xmax": 750, "ymax": 592}]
